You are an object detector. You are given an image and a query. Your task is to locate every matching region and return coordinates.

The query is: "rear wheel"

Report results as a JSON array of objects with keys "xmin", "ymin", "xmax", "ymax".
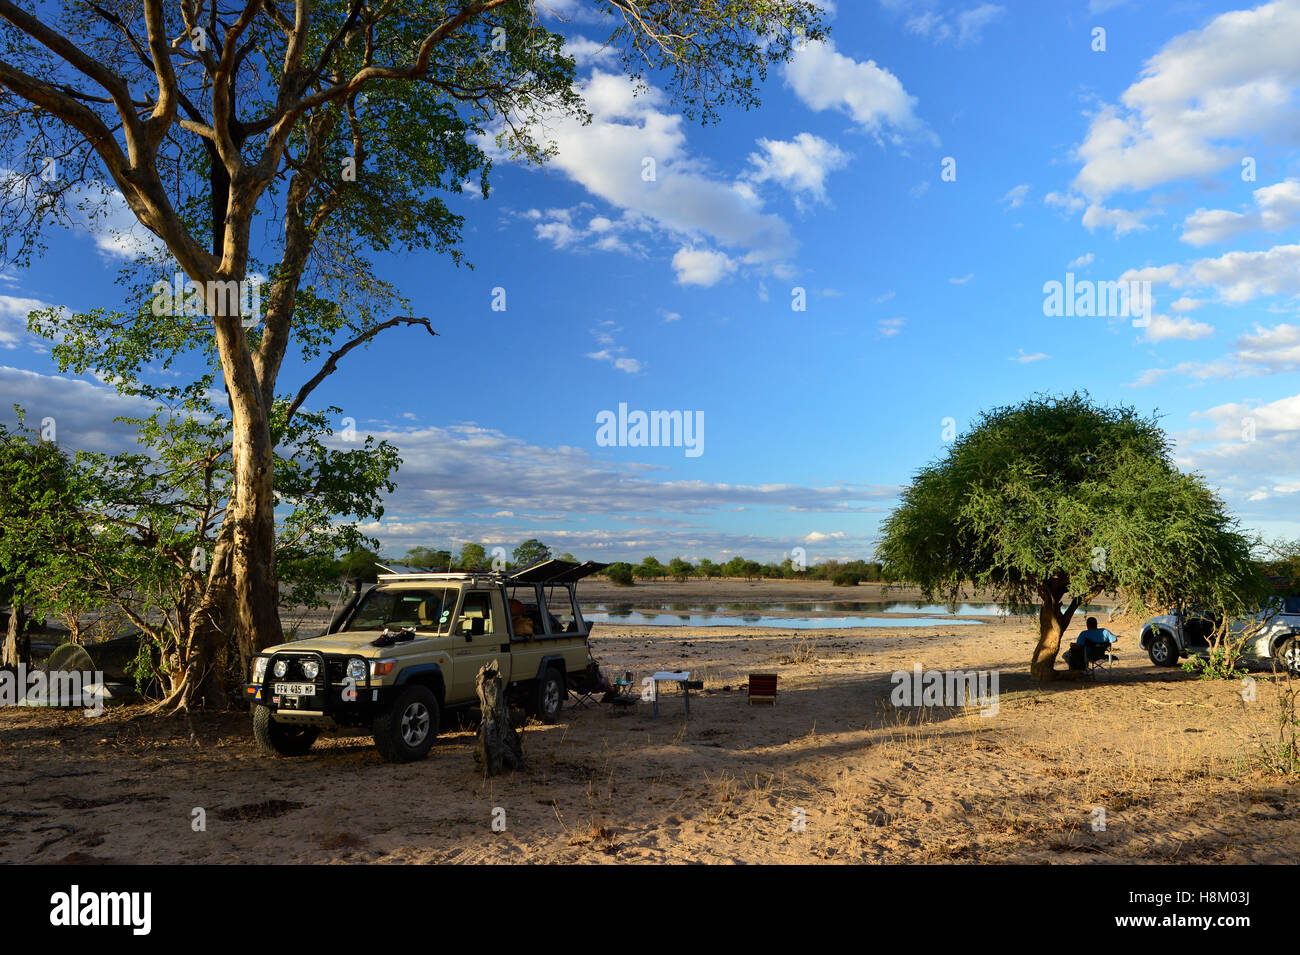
[
  {"xmin": 372, "ymin": 685, "xmax": 439, "ymax": 763},
  {"xmin": 1274, "ymin": 635, "xmax": 1300, "ymax": 675},
  {"xmin": 251, "ymin": 704, "xmax": 319, "ymax": 757},
  {"xmin": 1147, "ymin": 630, "xmax": 1179, "ymax": 667},
  {"xmin": 535, "ymin": 667, "xmax": 565, "ymax": 724}
]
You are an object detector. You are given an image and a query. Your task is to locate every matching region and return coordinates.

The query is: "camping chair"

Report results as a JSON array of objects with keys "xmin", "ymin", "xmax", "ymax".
[
  {"xmin": 748, "ymin": 673, "xmax": 778, "ymax": 705},
  {"xmin": 567, "ymin": 661, "xmax": 607, "ymax": 710},
  {"xmin": 1064, "ymin": 640, "xmax": 1118, "ymax": 680}
]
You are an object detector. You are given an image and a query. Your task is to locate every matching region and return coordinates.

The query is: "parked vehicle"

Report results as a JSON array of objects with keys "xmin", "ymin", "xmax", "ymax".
[
  {"xmin": 1140, "ymin": 596, "xmax": 1300, "ymax": 673},
  {"xmin": 245, "ymin": 559, "xmax": 606, "ymax": 762}
]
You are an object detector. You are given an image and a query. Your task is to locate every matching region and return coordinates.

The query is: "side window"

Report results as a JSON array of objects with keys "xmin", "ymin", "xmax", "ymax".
[
  {"xmin": 459, "ymin": 591, "xmax": 494, "ymax": 636},
  {"xmin": 543, "ymin": 587, "xmax": 578, "ymax": 633}
]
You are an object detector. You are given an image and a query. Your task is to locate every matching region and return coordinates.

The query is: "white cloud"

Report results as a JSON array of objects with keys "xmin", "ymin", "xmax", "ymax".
[
  {"xmin": 498, "ymin": 70, "xmax": 796, "ymax": 277},
  {"xmin": 0, "ymin": 294, "xmax": 57, "ymax": 349},
  {"xmin": 1002, "ymin": 184, "xmax": 1029, "ymax": 208},
  {"xmin": 1073, "ymin": 1, "xmax": 1300, "ymax": 201},
  {"xmin": 782, "ymin": 39, "xmax": 933, "ymax": 146},
  {"xmin": 1143, "ymin": 313, "xmax": 1215, "ymax": 344},
  {"xmin": 0, "ymin": 366, "xmax": 151, "ymax": 452},
  {"xmin": 1180, "ymin": 179, "xmax": 1300, "ymax": 245},
  {"xmin": 878, "ymin": 317, "xmax": 905, "ymax": 337},
  {"xmin": 949, "ymin": 273, "xmax": 974, "ymax": 285},
  {"xmin": 1068, "ymin": 252, "xmax": 1094, "ymax": 269},
  {"xmin": 672, "ymin": 247, "xmax": 736, "ymax": 287},
  {"xmin": 1179, "ymin": 242, "xmax": 1300, "ymax": 304},
  {"xmin": 1045, "ymin": 191, "xmax": 1085, "ymax": 213},
  {"xmin": 1010, "ymin": 349, "xmax": 1049, "ymax": 363},
  {"xmin": 563, "ymin": 35, "xmax": 617, "ymax": 68},
  {"xmin": 745, "ymin": 133, "xmax": 851, "ymax": 203},
  {"xmin": 885, "ymin": 1, "xmax": 1006, "ymax": 46},
  {"xmin": 1081, "ymin": 202, "xmax": 1151, "ymax": 235},
  {"xmin": 804, "ymin": 530, "xmax": 846, "ymax": 543}
]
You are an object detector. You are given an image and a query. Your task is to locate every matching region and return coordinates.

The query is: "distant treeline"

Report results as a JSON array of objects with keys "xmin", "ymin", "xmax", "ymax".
[
  {"xmin": 337, "ymin": 541, "xmax": 889, "ymax": 587},
  {"xmin": 601, "ymin": 556, "xmax": 891, "ymax": 587}
]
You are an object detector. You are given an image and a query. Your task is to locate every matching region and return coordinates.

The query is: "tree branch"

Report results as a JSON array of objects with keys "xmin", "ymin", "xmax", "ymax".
[{"xmin": 284, "ymin": 317, "xmax": 438, "ymax": 425}]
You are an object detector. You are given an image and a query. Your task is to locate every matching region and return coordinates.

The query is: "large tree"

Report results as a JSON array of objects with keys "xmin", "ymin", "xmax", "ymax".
[
  {"xmin": 0, "ymin": 0, "xmax": 826, "ymax": 705},
  {"xmin": 0, "ymin": 390, "xmax": 395, "ymax": 706},
  {"xmin": 877, "ymin": 393, "xmax": 1264, "ymax": 681}
]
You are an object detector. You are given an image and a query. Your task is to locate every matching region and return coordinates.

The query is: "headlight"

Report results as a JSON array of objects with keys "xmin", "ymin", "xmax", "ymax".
[
  {"xmin": 347, "ymin": 658, "xmax": 368, "ymax": 681},
  {"xmin": 252, "ymin": 657, "xmax": 267, "ymax": 683},
  {"xmin": 301, "ymin": 660, "xmax": 320, "ymax": 680},
  {"xmin": 273, "ymin": 659, "xmax": 288, "ymax": 679}
]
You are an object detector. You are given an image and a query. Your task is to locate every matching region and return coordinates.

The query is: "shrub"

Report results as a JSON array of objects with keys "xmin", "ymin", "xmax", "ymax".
[
  {"xmin": 832, "ymin": 570, "xmax": 861, "ymax": 587},
  {"xmin": 606, "ymin": 563, "xmax": 635, "ymax": 586}
]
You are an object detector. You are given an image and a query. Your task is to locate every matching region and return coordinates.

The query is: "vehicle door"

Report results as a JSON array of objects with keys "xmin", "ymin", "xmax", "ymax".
[{"xmin": 450, "ymin": 588, "xmax": 511, "ymax": 703}]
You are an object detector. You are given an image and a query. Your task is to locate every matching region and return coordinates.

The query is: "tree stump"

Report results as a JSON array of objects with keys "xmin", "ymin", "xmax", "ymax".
[{"xmin": 474, "ymin": 660, "xmax": 525, "ymax": 777}]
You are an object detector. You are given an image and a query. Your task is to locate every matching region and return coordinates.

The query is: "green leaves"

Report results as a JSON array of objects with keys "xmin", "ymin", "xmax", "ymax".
[{"xmin": 878, "ymin": 392, "xmax": 1264, "ymax": 618}]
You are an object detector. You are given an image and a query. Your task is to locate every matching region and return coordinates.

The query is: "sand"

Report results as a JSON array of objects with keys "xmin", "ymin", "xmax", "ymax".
[{"xmin": 0, "ymin": 580, "xmax": 1294, "ymax": 864}]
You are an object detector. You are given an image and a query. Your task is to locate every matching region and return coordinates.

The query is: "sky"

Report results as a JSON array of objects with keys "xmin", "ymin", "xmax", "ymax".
[{"xmin": 4, "ymin": 0, "xmax": 1300, "ymax": 564}]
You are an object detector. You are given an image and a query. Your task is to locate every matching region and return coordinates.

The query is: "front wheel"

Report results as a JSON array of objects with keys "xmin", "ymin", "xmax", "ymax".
[
  {"xmin": 534, "ymin": 667, "xmax": 565, "ymax": 724},
  {"xmin": 372, "ymin": 685, "xmax": 440, "ymax": 763},
  {"xmin": 1148, "ymin": 630, "xmax": 1179, "ymax": 667},
  {"xmin": 1274, "ymin": 635, "xmax": 1300, "ymax": 675},
  {"xmin": 252, "ymin": 704, "xmax": 319, "ymax": 757}
]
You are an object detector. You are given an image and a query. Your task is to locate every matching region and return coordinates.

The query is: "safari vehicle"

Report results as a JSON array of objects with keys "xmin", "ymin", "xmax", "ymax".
[
  {"xmin": 245, "ymin": 558, "xmax": 607, "ymax": 762},
  {"xmin": 1140, "ymin": 595, "xmax": 1300, "ymax": 673}
]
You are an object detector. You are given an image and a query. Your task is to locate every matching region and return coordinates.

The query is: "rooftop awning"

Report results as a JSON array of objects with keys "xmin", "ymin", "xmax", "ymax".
[{"xmin": 506, "ymin": 559, "xmax": 609, "ymax": 585}]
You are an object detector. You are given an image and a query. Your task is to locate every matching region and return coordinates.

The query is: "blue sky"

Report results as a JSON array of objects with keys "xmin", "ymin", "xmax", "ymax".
[{"xmin": 4, "ymin": 0, "xmax": 1300, "ymax": 563}]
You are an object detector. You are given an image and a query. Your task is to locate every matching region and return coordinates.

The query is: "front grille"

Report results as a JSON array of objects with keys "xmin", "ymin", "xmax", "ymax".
[{"xmin": 267, "ymin": 651, "xmax": 328, "ymax": 686}]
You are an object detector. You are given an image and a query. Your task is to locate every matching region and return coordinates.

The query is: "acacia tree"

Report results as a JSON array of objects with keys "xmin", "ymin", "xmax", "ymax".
[
  {"xmin": 0, "ymin": 0, "xmax": 826, "ymax": 705},
  {"xmin": 877, "ymin": 393, "xmax": 1264, "ymax": 681}
]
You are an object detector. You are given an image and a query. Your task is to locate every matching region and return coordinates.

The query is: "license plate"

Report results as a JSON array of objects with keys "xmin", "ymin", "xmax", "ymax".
[{"xmin": 273, "ymin": 682, "xmax": 316, "ymax": 696}]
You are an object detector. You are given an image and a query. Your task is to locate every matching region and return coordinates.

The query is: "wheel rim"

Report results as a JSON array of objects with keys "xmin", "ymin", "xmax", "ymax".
[
  {"xmin": 1282, "ymin": 642, "xmax": 1300, "ymax": 673},
  {"xmin": 544, "ymin": 680, "xmax": 560, "ymax": 714},
  {"xmin": 400, "ymin": 702, "xmax": 430, "ymax": 746},
  {"xmin": 1153, "ymin": 639, "xmax": 1169, "ymax": 663}
]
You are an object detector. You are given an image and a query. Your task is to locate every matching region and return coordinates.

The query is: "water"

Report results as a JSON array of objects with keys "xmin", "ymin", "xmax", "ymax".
[
  {"xmin": 582, "ymin": 600, "xmax": 1110, "ymax": 630},
  {"xmin": 584, "ymin": 610, "xmax": 983, "ymax": 629}
]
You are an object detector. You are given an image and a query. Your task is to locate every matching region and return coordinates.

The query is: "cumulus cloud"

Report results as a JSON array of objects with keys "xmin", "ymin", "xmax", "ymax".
[
  {"xmin": 782, "ymin": 39, "xmax": 934, "ymax": 146},
  {"xmin": 672, "ymin": 247, "xmax": 736, "ymax": 286},
  {"xmin": 1142, "ymin": 313, "xmax": 1215, "ymax": 344},
  {"xmin": 1072, "ymin": 0, "xmax": 1300, "ymax": 201},
  {"xmin": 1180, "ymin": 179, "xmax": 1300, "ymax": 246},
  {"xmin": 745, "ymin": 133, "xmax": 851, "ymax": 204},
  {"xmin": 497, "ymin": 70, "xmax": 796, "ymax": 281}
]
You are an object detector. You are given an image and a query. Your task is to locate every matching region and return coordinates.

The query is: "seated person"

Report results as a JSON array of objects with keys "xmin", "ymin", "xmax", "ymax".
[{"xmin": 1075, "ymin": 616, "xmax": 1119, "ymax": 653}]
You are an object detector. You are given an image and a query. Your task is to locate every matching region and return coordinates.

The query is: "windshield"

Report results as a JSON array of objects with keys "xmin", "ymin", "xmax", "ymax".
[{"xmin": 345, "ymin": 587, "xmax": 459, "ymax": 634}]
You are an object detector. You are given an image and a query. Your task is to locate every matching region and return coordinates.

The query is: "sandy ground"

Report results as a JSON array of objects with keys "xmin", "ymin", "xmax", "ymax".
[{"xmin": 1, "ymin": 581, "xmax": 1296, "ymax": 865}]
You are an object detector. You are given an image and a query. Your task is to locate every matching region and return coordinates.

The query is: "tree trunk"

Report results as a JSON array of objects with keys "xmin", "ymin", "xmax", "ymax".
[
  {"xmin": 2, "ymin": 605, "xmax": 24, "ymax": 669},
  {"xmin": 213, "ymin": 315, "xmax": 284, "ymax": 661},
  {"xmin": 1030, "ymin": 583, "xmax": 1084, "ymax": 682},
  {"xmin": 474, "ymin": 661, "xmax": 525, "ymax": 777},
  {"xmin": 1030, "ymin": 603, "xmax": 1067, "ymax": 681}
]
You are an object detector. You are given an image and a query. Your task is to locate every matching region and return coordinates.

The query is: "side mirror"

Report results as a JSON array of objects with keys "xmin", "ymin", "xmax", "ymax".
[{"xmin": 459, "ymin": 616, "xmax": 485, "ymax": 638}]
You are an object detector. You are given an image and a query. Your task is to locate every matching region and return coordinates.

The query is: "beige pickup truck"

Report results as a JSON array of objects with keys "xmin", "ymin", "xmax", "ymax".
[{"xmin": 245, "ymin": 559, "xmax": 606, "ymax": 762}]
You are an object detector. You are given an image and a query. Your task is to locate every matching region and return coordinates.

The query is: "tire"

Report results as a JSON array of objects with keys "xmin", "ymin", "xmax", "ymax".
[
  {"xmin": 1147, "ymin": 630, "xmax": 1180, "ymax": 667},
  {"xmin": 251, "ymin": 703, "xmax": 319, "ymax": 757},
  {"xmin": 535, "ymin": 667, "xmax": 565, "ymax": 724},
  {"xmin": 372, "ymin": 685, "xmax": 439, "ymax": 763},
  {"xmin": 1274, "ymin": 635, "xmax": 1300, "ymax": 675}
]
